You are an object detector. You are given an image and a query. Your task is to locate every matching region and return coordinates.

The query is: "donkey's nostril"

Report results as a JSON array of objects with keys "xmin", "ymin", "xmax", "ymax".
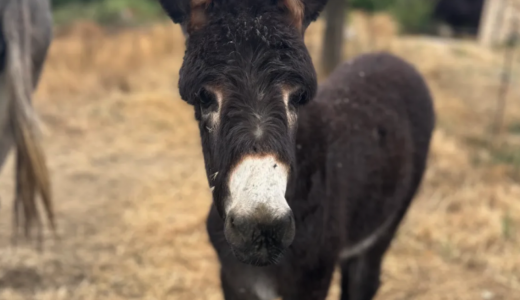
[{"xmin": 277, "ymin": 212, "xmax": 295, "ymax": 248}]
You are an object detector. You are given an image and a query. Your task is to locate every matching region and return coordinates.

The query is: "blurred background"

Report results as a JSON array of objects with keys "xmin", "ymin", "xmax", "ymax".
[{"xmin": 0, "ymin": 0, "xmax": 519, "ymax": 299}]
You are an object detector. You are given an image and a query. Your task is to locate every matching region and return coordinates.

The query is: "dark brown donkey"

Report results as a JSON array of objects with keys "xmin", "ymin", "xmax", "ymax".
[{"xmin": 159, "ymin": 1, "xmax": 435, "ymax": 299}]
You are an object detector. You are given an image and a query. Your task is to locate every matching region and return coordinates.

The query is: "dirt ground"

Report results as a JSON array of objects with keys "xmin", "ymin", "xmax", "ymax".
[{"xmin": 0, "ymin": 15, "xmax": 519, "ymax": 300}]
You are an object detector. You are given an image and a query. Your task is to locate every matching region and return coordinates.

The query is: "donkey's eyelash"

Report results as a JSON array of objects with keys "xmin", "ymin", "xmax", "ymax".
[
  {"xmin": 287, "ymin": 88, "xmax": 309, "ymax": 106},
  {"xmin": 198, "ymin": 87, "xmax": 217, "ymax": 107}
]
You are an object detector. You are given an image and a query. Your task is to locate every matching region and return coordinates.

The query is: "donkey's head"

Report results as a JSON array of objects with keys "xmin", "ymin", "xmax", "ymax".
[{"xmin": 160, "ymin": 0, "xmax": 328, "ymax": 266}]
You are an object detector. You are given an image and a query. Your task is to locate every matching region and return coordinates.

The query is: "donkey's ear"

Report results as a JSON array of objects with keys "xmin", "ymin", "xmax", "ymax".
[
  {"xmin": 279, "ymin": 0, "xmax": 305, "ymax": 30},
  {"xmin": 158, "ymin": 0, "xmax": 211, "ymax": 32},
  {"xmin": 302, "ymin": 0, "xmax": 329, "ymax": 27},
  {"xmin": 279, "ymin": 0, "xmax": 329, "ymax": 31}
]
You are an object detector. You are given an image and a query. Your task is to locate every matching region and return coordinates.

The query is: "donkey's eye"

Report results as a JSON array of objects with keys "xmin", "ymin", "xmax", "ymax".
[
  {"xmin": 289, "ymin": 89, "xmax": 309, "ymax": 106},
  {"xmin": 198, "ymin": 88, "xmax": 216, "ymax": 108}
]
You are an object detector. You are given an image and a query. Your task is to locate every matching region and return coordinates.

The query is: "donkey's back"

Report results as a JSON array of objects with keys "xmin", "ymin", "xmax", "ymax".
[
  {"xmin": 321, "ymin": 52, "xmax": 434, "ymax": 247},
  {"xmin": 0, "ymin": 0, "xmax": 54, "ymax": 242},
  {"xmin": 321, "ymin": 52, "xmax": 434, "ymax": 195}
]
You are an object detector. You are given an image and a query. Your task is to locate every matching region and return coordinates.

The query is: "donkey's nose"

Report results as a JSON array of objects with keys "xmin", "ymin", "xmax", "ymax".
[{"xmin": 224, "ymin": 208, "xmax": 295, "ymax": 264}]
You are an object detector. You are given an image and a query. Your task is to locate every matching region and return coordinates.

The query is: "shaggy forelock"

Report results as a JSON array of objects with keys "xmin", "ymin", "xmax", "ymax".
[{"xmin": 178, "ymin": 3, "xmax": 317, "ymax": 103}]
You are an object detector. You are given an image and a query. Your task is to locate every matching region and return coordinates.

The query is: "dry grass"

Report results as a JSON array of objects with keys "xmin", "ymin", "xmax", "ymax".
[{"xmin": 0, "ymin": 12, "xmax": 519, "ymax": 300}]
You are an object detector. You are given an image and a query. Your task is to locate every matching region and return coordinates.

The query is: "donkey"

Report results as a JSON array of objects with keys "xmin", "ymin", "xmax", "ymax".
[
  {"xmin": 159, "ymin": 1, "xmax": 435, "ymax": 299},
  {"xmin": 0, "ymin": 0, "xmax": 55, "ymax": 242}
]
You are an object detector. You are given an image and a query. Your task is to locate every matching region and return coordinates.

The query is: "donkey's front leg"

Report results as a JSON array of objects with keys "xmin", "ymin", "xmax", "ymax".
[{"xmin": 278, "ymin": 259, "xmax": 336, "ymax": 300}]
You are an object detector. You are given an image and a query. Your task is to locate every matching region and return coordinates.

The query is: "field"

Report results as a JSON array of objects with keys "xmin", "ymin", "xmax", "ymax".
[{"xmin": 1, "ymin": 13, "xmax": 520, "ymax": 300}]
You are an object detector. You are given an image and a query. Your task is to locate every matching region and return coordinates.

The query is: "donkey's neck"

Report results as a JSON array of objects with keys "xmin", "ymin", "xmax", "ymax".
[{"xmin": 286, "ymin": 97, "xmax": 330, "ymax": 205}]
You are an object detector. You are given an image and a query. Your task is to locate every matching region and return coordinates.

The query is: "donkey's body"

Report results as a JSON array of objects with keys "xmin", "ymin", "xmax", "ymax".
[
  {"xmin": 0, "ymin": 0, "xmax": 54, "ymax": 239},
  {"xmin": 158, "ymin": 0, "xmax": 434, "ymax": 299},
  {"xmin": 207, "ymin": 53, "xmax": 435, "ymax": 300}
]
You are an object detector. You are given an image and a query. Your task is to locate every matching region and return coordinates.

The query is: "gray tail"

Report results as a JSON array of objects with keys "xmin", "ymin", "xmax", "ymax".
[{"xmin": 3, "ymin": 0, "xmax": 55, "ymax": 247}]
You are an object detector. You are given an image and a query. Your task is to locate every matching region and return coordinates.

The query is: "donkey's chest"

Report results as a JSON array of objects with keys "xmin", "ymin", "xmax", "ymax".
[{"xmin": 248, "ymin": 273, "xmax": 279, "ymax": 300}]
